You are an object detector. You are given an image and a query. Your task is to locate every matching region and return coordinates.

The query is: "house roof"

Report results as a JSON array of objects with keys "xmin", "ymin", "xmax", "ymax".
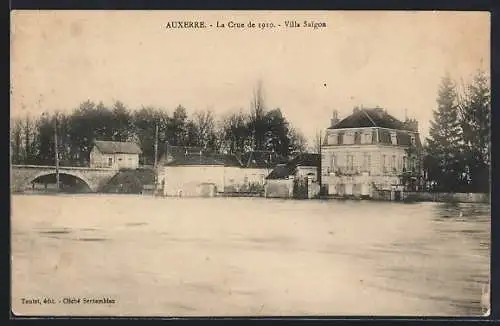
[
  {"xmin": 266, "ymin": 153, "xmax": 320, "ymax": 180},
  {"xmin": 291, "ymin": 153, "xmax": 321, "ymax": 167},
  {"xmin": 329, "ymin": 108, "xmax": 405, "ymax": 130},
  {"xmin": 162, "ymin": 145, "xmax": 242, "ymax": 167},
  {"xmin": 94, "ymin": 141, "xmax": 142, "ymax": 154},
  {"xmin": 165, "ymin": 154, "xmax": 226, "ymax": 166},
  {"xmin": 266, "ymin": 164, "xmax": 295, "ymax": 180},
  {"xmin": 237, "ymin": 151, "xmax": 288, "ymax": 169}
]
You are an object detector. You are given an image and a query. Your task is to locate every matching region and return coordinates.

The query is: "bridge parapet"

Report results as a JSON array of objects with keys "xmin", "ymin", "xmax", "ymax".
[
  {"xmin": 11, "ymin": 165, "xmax": 118, "ymax": 172},
  {"xmin": 11, "ymin": 165, "xmax": 119, "ymax": 193}
]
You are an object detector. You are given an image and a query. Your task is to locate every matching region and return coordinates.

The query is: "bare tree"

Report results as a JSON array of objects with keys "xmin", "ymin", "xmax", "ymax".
[
  {"xmin": 193, "ymin": 109, "xmax": 216, "ymax": 149},
  {"xmin": 249, "ymin": 80, "xmax": 267, "ymax": 150},
  {"xmin": 23, "ymin": 114, "xmax": 34, "ymax": 164},
  {"xmin": 310, "ymin": 130, "xmax": 323, "ymax": 154},
  {"xmin": 288, "ymin": 127, "xmax": 308, "ymax": 154},
  {"xmin": 221, "ymin": 110, "xmax": 251, "ymax": 154},
  {"xmin": 10, "ymin": 117, "xmax": 24, "ymax": 164}
]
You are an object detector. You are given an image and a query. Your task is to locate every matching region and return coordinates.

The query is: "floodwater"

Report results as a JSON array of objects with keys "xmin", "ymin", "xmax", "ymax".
[{"xmin": 11, "ymin": 194, "xmax": 490, "ymax": 317}]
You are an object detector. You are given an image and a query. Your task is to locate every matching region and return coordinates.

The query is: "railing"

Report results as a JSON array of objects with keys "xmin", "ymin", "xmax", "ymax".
[{"xmin": 11, "ymin": 164, "xmax": 117, "ymax": 171}]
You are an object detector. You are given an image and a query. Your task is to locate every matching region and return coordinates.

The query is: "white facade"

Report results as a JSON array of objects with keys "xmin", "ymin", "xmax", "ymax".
[
  {"xmin": 161, "ymin": 165, "xmax": 226, "ymax": 197},
  {"xmin": 321, "ymin": 126, "xmax": 419, "ymax": 196},
  {"xmin": 161, "ymin": 165, "xmax": 272, "ymax": 196},
  {"xmin": 89, "ymin": 147, "xmax": 140, "ymax": 170},
  {"xmin": 296, "ymin": 166, "xmax": 318, "ymax": 182}
]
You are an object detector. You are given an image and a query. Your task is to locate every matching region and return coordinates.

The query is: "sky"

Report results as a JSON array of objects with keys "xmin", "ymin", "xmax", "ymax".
[{"xmin": 11, "ymin": 10, "xmax": 490, "ymax": 145}]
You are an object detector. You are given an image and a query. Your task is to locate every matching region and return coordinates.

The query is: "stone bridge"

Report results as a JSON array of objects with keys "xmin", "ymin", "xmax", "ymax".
[{"xmin": 10, "ymin": 165, "xmax": 119, "ymax": 193}]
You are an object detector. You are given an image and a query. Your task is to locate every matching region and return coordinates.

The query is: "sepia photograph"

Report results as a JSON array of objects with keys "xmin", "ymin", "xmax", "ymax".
[{"xmin": 10, "ymin": 10, "xmax": 491, "ymax": 317}]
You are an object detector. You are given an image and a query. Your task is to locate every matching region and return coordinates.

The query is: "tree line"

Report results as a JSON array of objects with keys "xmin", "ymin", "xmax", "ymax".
[
  {"xmin": 424, "ymin": 68, "xmax": 490, "ymax": 193},
  {"xmin": 10, "ymin": 83, "xmax": 308, "ymax": 167}
]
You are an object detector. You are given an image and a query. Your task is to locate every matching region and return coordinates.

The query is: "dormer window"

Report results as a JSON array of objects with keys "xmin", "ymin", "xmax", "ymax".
[
  {"xmin": 363, "ymin": 131, "xmax": 372, "ymax": 144},
  {"xmin": 410, "ymin": 135, "xmax": 416, "ymax": 145},
  {"xmin": 354, "ymin": 131, "xmax": 361, "ymax": 144},
  {"xmin": 344, "ymin": 131, "xmax": 354, "ymax": 145},
  {"xmin": 390, "ymin": 131, "xmax": 397, "ymax": 145},
  {"xmin": 328, "ymin": 133, "xmax": 338, "ymax": 145}
]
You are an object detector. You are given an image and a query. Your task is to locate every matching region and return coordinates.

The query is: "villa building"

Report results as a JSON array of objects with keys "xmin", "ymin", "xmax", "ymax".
[{"xmin": 321, "ymin": 107, "xmax": 423, "ymax": 198}]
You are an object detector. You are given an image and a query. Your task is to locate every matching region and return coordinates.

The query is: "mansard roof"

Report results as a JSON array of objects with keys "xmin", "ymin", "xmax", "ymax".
[{"xmin": 329, "ymin": 108, "xmax": 406, "ymax": 130}]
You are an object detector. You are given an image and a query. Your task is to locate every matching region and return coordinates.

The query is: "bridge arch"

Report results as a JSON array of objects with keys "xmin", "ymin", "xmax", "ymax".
[{"xmin": 25, "ymin": 170, "xmax": 96, "ymax": 192}]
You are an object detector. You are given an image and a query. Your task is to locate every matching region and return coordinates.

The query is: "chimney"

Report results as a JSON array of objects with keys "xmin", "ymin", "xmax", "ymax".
[
  {"xmin": 404, "ymin": 117, "xmax": 419, "ymax": 132},
  {"xmin": 373, "ymin": 106, "xmax": 385, "ymax": 116},
  {"xmin": 353, "ymin": 106, "xmax": 360, "ymax": 114},
  {"xmin": 330, "ymin": 109, "xmax": 340, "ymax": 127}
]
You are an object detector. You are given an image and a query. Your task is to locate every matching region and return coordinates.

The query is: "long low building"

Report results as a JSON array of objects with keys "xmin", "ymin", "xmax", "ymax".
[{"xmin": 158, "ymin": 146, "xmax": 286, "ymax": 197}]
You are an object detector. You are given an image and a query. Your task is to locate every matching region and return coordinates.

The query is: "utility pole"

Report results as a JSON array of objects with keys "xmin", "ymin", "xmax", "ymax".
[
  {"xmin": 54, "ymin": 113, "xmax": 60, "ymax": 192},
  {"xmin": 154, "ymin": 121, "xmax": 159, "ymax": 170},
  {"xmin": 318, "ymin": 130, "xmax": 322, "ymax": 192},
  {"xmin": 153, "ymin": 121, "xmax": 159, "ymax": 195}
]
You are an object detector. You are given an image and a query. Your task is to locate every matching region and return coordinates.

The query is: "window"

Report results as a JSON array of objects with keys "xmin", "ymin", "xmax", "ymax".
[
  {"xmin": 391, "ymin": 155, "xmax": 396, "ymax": 171},
  {"xmin": 372, "ymin": 130, "xmax": 378, "ymax": 144},
  {"xmin": 347, "ymin": 155, "xmax": 354, "ymax": 171},
  {"xmin": 354, "ymin": 132, "xmax": 361, "ymax": 144},
  {"xmin": 390, "ymin": 132, "xmax": 397, "ymax": 145},
  {"xmin": 363, "ymin": 153, "xmax": 371, "ymax": 172},
  {"xmin": 108, "ymin": 157, "xmax": 113, "ymax": 167},
  {"xmin": 331, "ymin": 155, "xmax": 336, "ymax": 171},
  {"xmin": 338, "ymin": 132, "xmax": 344, "ymax": 145},
  {"xmin": 344, "ymin": 132, "xmax": 354, "ymax": 145},
  {"xmin": 382, "ymin": 154, "xmax": 386, "ymax": 172},
  {"xmin": 328, "ymin": 133, "xmax": 338, "ymax": 145},
  {"xmin": 403, "ymin": 156, "xmax": 407, "ymax": 171},
  {"xmin": 363, "ymin": 133, "xmax": 371, "ymax": 144},
  {"xmin": 118, "ymin": 158, "xmax": 122, "ymax": 161}
]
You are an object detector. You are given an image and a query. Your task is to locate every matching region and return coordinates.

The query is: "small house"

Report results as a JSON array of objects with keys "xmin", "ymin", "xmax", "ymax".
[
  {"xmin": 89, "ymin": 140, "xmax": 142, "ymax": 169},
  {"xmin": 234, "ymin": 151, "xmax": 287, "ymax": 184},
  {"xmin": 265, "ymin": 153, "xmax": 321, "ymax": 199}
]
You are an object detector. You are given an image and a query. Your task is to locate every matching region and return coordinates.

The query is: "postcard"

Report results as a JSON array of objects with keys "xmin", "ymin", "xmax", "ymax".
[{"xmin": 10, "ymin": 10, "xmax": 491, "ymax": 317}]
